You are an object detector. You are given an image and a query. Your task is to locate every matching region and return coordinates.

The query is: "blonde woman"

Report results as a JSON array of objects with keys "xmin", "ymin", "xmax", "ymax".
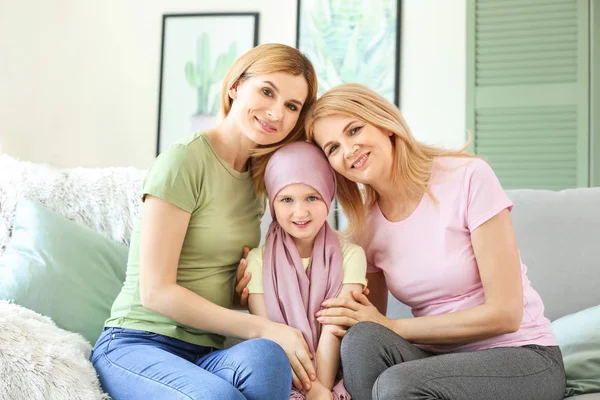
[
  {"xmin": 91, "ymin": 44, "xmax": 319, "ymax": 400},
  {"xmin": 304, "ymin": 83, "xmax": 566, "ymax": 400}
]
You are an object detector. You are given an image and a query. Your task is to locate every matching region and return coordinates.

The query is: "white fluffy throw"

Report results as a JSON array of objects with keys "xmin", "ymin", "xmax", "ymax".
[
  {"xmin": 0, "ymin": 153, "xmax": 146, "ymax": 256},
  {"xmin": 0, "ymin": 301, "xmax": 109, "ymax": 400}
]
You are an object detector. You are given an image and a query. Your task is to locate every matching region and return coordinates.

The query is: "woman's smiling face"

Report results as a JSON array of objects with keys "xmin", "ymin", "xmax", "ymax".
[
  {"xmin": 312, "ymin": 114, "xmax": 395, "ymax": 185},
  {"xmin": 228, "ymin": 72, "xmax": 309, "ymax": 146}
]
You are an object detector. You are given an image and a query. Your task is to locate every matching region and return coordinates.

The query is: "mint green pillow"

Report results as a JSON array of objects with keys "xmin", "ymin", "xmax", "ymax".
[
  {"xmin": 552, "ymin": 305, "xmax": 600, "ymax": 397},
  {"xmin": 0, "ymin": 199, "xmax": 128, "ymax": 344}
]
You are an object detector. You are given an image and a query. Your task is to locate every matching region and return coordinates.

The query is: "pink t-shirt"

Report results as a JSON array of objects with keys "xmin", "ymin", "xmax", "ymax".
[{"xmin": 361, "ymin": 157, "xmax": 557, "ymax": 353}]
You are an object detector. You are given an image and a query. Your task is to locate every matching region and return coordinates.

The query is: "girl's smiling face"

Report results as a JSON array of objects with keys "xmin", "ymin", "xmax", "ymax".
[{"xmin": 272, "ymin": 183, "xmax": 329, "ymax": 251}]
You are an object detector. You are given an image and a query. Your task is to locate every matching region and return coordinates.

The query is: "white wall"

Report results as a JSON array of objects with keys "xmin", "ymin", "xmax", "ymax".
[
  {"xmin": 401, "ymin": 0, "xmax": 467, "ymax": 150},
  {"xmin": 0, "ymin": 0, "xmax": 298, "ymax": 168},
  {"xmin": 0, "ymin": 0, "xmax": 466, "ymax": 168}
]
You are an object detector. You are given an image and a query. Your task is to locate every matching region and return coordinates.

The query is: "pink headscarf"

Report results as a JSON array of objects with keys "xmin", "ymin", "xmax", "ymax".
[{"xmin": 263, "ymin": 141, "xmax": 350, "ymax": 400}]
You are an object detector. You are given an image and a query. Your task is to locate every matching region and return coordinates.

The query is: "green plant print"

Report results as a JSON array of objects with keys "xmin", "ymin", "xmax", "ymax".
[
  {"xmin": 299, "ymin": 0, "xmax": 397, "ymax": 102},
  {"xmin": 185, "ymin": 33, "xmax": 238, "ymax": 116}
]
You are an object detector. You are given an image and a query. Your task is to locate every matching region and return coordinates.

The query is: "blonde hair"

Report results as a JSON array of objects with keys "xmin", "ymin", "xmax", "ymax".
[
  {"xmin": 305, "ymin": 83, "xmax": 472, "ymax": 236},
  {"xmin": 220, "ymin": 43, "xmax": 318, "ymax": 194}
]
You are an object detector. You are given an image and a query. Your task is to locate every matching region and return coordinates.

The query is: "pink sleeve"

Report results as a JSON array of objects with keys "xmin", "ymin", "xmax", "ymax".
[
  {"xmin": 366, "ymin": 261, "xmax": 382, "ymax": 274},
  {"xmin": 464, "ymin": 159, "xmax": 513, "ymax": 232}
]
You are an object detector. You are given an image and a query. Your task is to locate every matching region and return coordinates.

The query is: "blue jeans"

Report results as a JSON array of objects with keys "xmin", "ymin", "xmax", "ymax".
[{"xmin": 91, "ymin": 327, "xmax": 292, "ymax": 400}]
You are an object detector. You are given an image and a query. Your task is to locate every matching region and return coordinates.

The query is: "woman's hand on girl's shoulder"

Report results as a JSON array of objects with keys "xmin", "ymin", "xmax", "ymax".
[{"xmin": 233, "ymin": 246, "xmax": 251, "ymax": 309}]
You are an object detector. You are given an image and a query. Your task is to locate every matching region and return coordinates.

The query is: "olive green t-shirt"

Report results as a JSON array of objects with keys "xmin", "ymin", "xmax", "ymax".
[{"xmin": 105, "ymin": 132, "xmax": 265, "ymax": 349}]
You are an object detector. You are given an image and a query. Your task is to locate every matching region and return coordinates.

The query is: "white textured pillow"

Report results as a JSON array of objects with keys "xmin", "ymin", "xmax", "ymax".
[
  {"xmin": 0, "ymin": 301, "xmax": 109, "ymax": 400},
  {"xmin": 0, "ymin": 153, "xmax": 146, "ymax": 256}
]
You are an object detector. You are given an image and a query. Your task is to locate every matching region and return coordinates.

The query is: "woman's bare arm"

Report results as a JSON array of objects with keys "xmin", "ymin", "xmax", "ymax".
[
  {"xmin": 318, "ymin": 210, "xmax": 524, "ymax": 345},
  {"xmin": 139, "ymin": 196, "xmax": 274, "ymax": 338},
  {"xmin": 138, "ymin": 195, "xmax": 316, "ymax": 390},
  {"xmin": 387, "ymin": 209, "xmax": 524, "ymax": 344}
]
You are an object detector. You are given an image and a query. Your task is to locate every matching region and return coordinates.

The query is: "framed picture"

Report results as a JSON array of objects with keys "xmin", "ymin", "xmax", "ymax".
[
  {"xmin": 297, "ymin": 1, "xmax": 400, "ymax": 229},
  {"xmin": 296, "ymin": 0, "xmax": 401, "ymax": 106},
  {"xmin": 157, "ymin": 13, "xmax": 259, "ymax": 155}
]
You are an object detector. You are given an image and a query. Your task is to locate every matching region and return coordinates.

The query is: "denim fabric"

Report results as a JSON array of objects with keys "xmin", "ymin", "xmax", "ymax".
[{"xmin": 91, "ymin": 327, "xmax": 291, "ymax": 400}]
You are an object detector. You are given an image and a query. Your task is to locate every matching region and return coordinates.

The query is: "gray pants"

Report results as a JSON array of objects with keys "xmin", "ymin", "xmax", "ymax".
[{"xmin": 340, "ymin": 322, "xmax": 566, "ymax": 400}]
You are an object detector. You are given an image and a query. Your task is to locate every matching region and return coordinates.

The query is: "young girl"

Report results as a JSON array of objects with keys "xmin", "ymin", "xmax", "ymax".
[
  {"xmin": 246, "ymin": 141, "xmax": 367, "ymax": 400},
  {"xmin": 304, "ymin": 83, "xmax": 566, "ymax": 400},
  {"xmin": 91, "ymin": 44, "xmax": 320, "ymax": 400}
]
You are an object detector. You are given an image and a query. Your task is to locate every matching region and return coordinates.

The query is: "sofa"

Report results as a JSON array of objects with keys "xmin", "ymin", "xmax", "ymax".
[{"xmin": 0, "ymin": 153, "xmax": 598, "ymax": 399}]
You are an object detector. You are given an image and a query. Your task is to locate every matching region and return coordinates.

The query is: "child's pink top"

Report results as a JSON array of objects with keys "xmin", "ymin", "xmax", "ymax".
[{"xmin": 361, "ymin": 157, "xmax": 558, "ymax": 353}]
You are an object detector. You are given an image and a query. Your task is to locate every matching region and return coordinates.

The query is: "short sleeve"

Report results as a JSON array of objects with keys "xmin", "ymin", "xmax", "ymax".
[
  {"xmin": 142, "ymin": 144, "xmax": 202, "ymax": 213},
  {"xmin": 246, "ymin": 247, "xmax": 264, "ymax": 294},
  {"xmin": 341, "ymin": 242, "xmax": 368, "ymax": 287},
  {"xmin": 464, "ymin": 159, "xmax": 513, "ymax": 232}
]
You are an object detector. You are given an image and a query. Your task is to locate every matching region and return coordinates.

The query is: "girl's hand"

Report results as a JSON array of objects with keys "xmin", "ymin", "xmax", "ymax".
[
  {"xmin": 315, "ymin": 291, "xmax": 390, "ymax": 336},
  {"xmin": 260, "ymin": 322, "xmax": 317, "ymax": 391},
  {"xmin": 233, "ymin": 247, "xmax": 251, "ymax": 308},
  {"xmin": 305, "ymin": 380, "xmax": 333, "ymax": 400}
]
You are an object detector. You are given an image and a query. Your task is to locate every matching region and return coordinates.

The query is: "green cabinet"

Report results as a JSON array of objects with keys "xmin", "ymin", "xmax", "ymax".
[{"xmin": 467, "ymin": 0, "xmax": 595, "ymax": 189}]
